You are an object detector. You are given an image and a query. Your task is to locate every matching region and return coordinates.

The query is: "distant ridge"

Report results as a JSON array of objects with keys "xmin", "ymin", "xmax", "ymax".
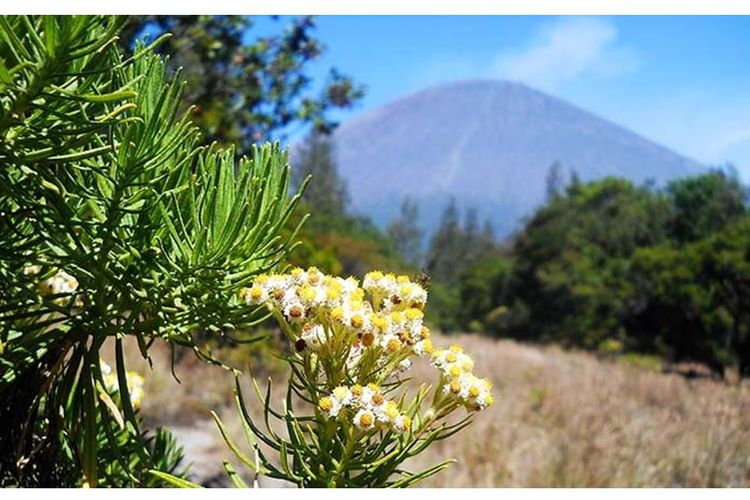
[{"xmin": 330, "ymin": 79, "xmax": 704, "ymax": 238}]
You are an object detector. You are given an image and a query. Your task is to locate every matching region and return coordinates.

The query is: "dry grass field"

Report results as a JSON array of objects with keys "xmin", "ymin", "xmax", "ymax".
[{"xmin": 111, "ymin": 332, "xmax": 750, "ymax": 488}]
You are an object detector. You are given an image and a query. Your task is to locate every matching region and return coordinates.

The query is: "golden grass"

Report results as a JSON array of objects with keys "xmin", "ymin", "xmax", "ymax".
[{"xmin": 115, "ymin": 333, "xmax": 750, "ymax": 487}]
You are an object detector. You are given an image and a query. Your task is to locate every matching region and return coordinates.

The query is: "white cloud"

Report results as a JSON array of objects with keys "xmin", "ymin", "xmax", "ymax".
[{"xmin": 489, "ymin": 17, "xmax": 639, "ymax": 90}]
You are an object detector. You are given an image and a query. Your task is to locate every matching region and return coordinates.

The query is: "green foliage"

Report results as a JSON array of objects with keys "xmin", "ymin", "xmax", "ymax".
[
  {"xmin": 621, "ymin": 353, "xmax": 662, "ymax": 372},
  {"xmin": 696, "ymin": 216, "xmax": 750, "ymax": 376},
  {"xmin": 91, "ymin": 378, "xmax": 188, "ymax": 488},
  {"xmin": 499, "ymin": 178, "xmax": 666, "ymax": 347},
  {"xmin": 423, "ymin": 282, "xmax": 462, "ymax": 333},
  {"xmin": 597, "ymin": 339, "xmax": 624, "ymax": 356},
  {"xmin": 458, "ymin": 254, "xmax": 512, "ymax": 331},
  {"xmin": 0, "ymin": 15, "xmax": 303, "ymax": 486},
  {"xmin": 454, "ymin": 171, "xmax": 750, "ymax": 378},
  {"xmin": 666, "ymin": 168, "xmax": 747, "ymax": 243},
  {"xmin": 215, "ymin": 375, "xmax": 458, "ymax": 488},
  {"xmin": 119, "ymin": 16, "xmax": 364, "ymax": 150}
]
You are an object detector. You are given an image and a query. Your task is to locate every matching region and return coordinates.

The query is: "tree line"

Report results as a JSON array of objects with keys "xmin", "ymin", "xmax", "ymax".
[{"xmin": 448, "ymin": 168, "xmax": 750, "ymax": 379}]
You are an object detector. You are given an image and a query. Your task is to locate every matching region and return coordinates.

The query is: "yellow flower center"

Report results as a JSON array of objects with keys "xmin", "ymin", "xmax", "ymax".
[
  {"xmin": 351, "ymin": 384, "xmax": 363, "ymax": 397},
  {"xmin": 372, "ymin": 393, "xmax": 385, "ymax": 406},
  {"xmin": 469, "ymin": 386, "xmax": 481, "ymax": 398},
  {"xmin": 331, "ymin": 307, "xmax": 344, "ymax": 321},
  {"xmin": 351, "ymin": 314, "xmax": 364, "ymax": 329},
  {"xmin": 387, "ymin": 338, "xmax": 402, "ymax": 352},
  {"xmin": 371, "ymin": 314, "xmax": 388, "ymax": 331},
  {"xmin": 299, "ymin": 285, "xmax": 317, "ymax": 302},
  {"xmin": 319, "ymin": 396, "xmax": 333, "ymax": 412},
  {"xmin": 405, "ymin": 307, "xmax": 423, "ymax": 320},
  {"xmin": 358, "ymin": 412, "xmax": 374, "ymax": 428},
  {"xmin": 450, "ymin": 382, "xmax": 461, "ymax": 394},
  {"xmin": 326, "ymin": 287, "xmax": 341, "ymax": 301},
  {"xmin": 250, "ymin": 285, "xmax": 263, "ymax": 300}
]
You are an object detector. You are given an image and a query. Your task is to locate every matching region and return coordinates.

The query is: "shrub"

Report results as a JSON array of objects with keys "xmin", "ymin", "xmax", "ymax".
[{"xmin": 0, "ymin": 16, "xmax": 303, "ymax": 486}]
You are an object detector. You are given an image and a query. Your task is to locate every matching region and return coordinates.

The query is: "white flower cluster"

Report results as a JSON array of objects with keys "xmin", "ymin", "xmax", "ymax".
[
  {"xmin": 240, "ymin": 267, "xmax": 494, "ymax": 420},
  {"xmin": 362, "ymin": 271, "xmax": 428, "ymax": 312},
  {"xmin": 240, "ymin": 268, "xmax": 433, "ymax": 361},
  {"xmin": 433, "ymin": 346, "xmax": 494, "ymax": 411},
  {"xmin": 318, "ymin": 384, "xmax": 412, "ymax": 433}
]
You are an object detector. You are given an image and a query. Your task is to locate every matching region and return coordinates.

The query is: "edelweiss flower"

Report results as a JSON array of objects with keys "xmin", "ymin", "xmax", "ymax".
[
  {"xmin": 354, "ymin": 409, "xmax": 375, "ymax": 430},
  {"xmin": 283, "ymin": 301, "xmax": 306, "ymax": 323}
]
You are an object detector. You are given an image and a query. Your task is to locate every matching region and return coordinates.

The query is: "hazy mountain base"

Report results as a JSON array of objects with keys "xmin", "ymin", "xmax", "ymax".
[{"xmin": 119, "ymin": 333, "xmax": 750, "ymax": 488}]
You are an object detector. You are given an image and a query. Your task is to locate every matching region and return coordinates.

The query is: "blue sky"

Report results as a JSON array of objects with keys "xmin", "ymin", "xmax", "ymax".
[{"xmin": 253, "ymin": 16, "xmax": 750, "ymax": 180}]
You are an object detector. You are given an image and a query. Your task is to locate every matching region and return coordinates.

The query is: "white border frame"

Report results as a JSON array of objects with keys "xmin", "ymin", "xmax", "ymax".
[{"xmin": 3, "ymin": 1, "xmax": 750, "ymax": 15}]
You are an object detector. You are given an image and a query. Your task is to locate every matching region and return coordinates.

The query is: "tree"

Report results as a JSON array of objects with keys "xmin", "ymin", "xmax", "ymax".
[
  {"xmin": 459, "ymin": 253, "xmax": 512, "ymax": 331},
  {"xmin": 387, "ymin": 197, "xmax": 423, "ymax": 267},
  {"xmin": 426, "ymin": 199, "xmax": 464, "ymax": 285},
  {"xmin": 626, "ymin": 244, "xmax": 727, "ymax": 376},
  {"xmin": 666, "ymin": 168, "xmax": 748, "ymax": 243},
  {"xmin": 294, "ymin": 132, "xmax": 349, "ymax": 227},
  {"xmin": 697, "ymin": 216, "xmax": 750, "ymax": 376},
  {"xmin": 462, "ymin": 207, "xmax": 480, "ymax": 261},
  {"xmin": 119, "ymin": 16, "xmax": 365, "ymax": 152},
  {"xmin": 545, "ymin": 160, "xmax": 565, "ymax": 200},
  {"xmin": 0, "ymin": 16, "xmax": 302, "ymax": 486},
  {"xmin": 507, "ymin": 178, "xmax": 669, "ymax": 346}
]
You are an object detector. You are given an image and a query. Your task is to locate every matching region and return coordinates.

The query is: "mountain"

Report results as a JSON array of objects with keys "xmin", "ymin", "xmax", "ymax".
[{"xmin": 330, "ymin": 79, "xmax": 704, "ymax": 239}]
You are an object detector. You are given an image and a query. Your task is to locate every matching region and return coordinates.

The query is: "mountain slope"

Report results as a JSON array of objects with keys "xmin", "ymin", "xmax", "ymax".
[{"xmin": 331, "ymin": 79, "xmax": 704, "ymax": 237}]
